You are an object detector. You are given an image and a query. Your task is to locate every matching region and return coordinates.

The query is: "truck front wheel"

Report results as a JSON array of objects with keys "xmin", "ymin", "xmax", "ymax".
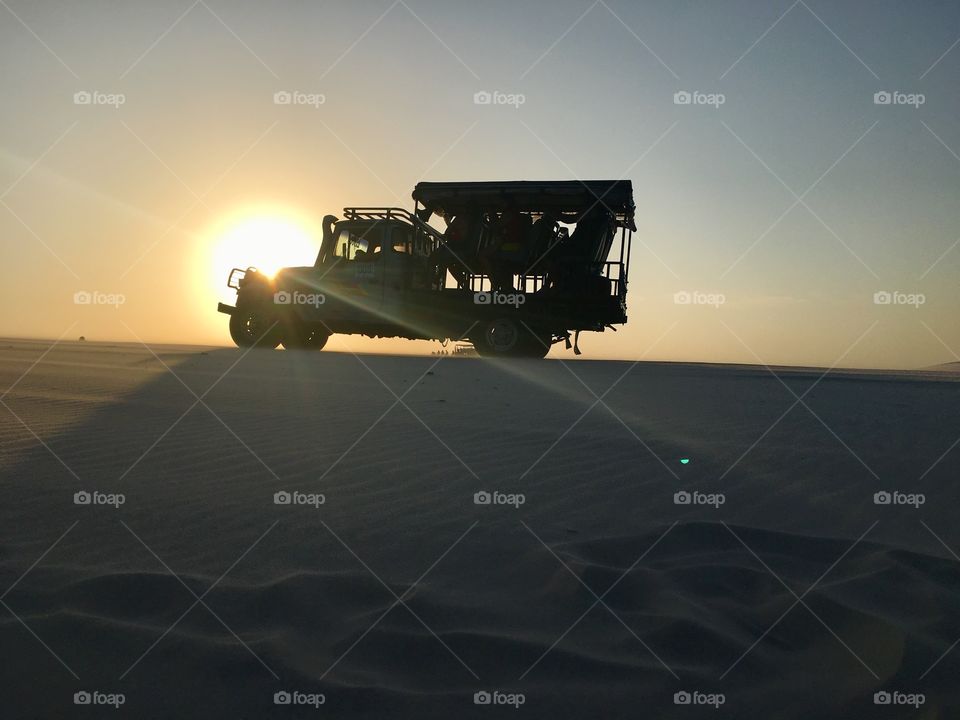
[{"xmin": 229, "ymin": 307, "xmax": 282, "ymax": 348}]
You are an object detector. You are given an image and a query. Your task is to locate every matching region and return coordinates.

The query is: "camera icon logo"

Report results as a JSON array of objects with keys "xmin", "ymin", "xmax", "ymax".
[
  {"xmin": 874, "ymin": 691, "xmax": 891, "ymax": 705},
  {"xmin": 74, "ymin": 291, "xmax": 92, "ymax": 305},
  {"xmin": 673, "ymin": 91, "xmax": 692, "ymax": 105},
  {"xmin": 274, "ymin": 690, "xmax": 292, "ymax": 705},
  {"xmin": 873, "ymin": 491, "xmax": 891, "ymax": 505},
  {"xmin": 73, "ymin": 91, "xmax": 92, "ymax": 105},
  {"xmin": 473, "ymin": 292, "xmax": 492, "ymax": 305},
  {"xmin": 274, "ymin": 291, "xmax": 292, "ymax": 305},
  {"xmin": 673, "ymin": 291, "xmax": 691, "ymax": 305},
  {"xmin": 274, "ymin": 91, "xmax": 292, "ymax": 105},
  {"xmin": 74, "ymin": 691, "xmax": 92, "ymax": 705},
  {"xmin": 874, "ymin": 91, "xmax": 892, "ymax": 105},
  {"xmin": 74, "ymin": 490, "xmax": 92, "ymax": 505},
  {"xmin": 473, "ymin": 690, "xmax": 491, "ymax": 705},
  {"xmin": 474, "ymin": 491, "xmax": 491, "ymax": 505},
  {"xmin": 674, "ymin": 691, "xmax": 691, "ymax": 704},
  {"xmin": 873, "ymin": 290, "xmax": 892, "ymax": 305},
  {"xmin": 473, "ymin": 91, "xmax": 492, "ymax": 105},
  {"xmin": 673, "ymin": 490, "xmax": 691, "ymax": 505},
  {"xmin": 274, "ymin": 491, "xmax": 292, "ymax": 505}
]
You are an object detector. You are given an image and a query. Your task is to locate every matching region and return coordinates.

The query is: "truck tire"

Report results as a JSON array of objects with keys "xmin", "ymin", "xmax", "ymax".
[
  {"xmin": 473, "ymin": 318, "xmax": 520, "ymax": 357},
  {"xmin": 229, "ymin": 307, "xmax": 282, "ymax": 348},
  {"xmin": 473, "ymin": 318, "xmax": 549, "ymax": 358}
]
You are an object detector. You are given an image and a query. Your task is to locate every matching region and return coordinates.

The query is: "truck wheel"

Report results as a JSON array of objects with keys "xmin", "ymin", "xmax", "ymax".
[
  {"xmin": 476, "ymin": 318, "xmax": 520, "ymax": 356},
  {"xmin": 282, "ymin": 326, "xmax": 329, "ymax": 350},
  {"xmin": 474, "ymin": 318, "xmax": 548, "ymax": 358},
  {"xmin": 229, "ymin": 307, "xmax": 282, "ymax": 348}
]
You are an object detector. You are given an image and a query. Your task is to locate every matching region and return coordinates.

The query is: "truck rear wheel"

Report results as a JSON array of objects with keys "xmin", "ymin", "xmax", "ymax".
[
  {"xmin": 473, "ymin": 319, "xmax": 550, "ymax": 358},
  {"xmin": 229, "ymin": 307, "xmax": 282, "ymax": 348}
]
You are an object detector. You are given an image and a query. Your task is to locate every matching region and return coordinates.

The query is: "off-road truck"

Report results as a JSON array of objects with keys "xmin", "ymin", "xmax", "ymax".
[{"xmin": 217, "ymin": 180, "xmax": 635, "ymax": 358}]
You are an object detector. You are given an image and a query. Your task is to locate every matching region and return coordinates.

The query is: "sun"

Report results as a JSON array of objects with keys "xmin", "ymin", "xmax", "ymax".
[{"xmin": 207, "ymin": 208, "xmax": 319, "ymax": 285}]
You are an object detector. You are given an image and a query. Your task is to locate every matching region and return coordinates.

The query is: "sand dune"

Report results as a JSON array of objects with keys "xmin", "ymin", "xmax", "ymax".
[{"xmin": 2, "ymin": 339, "xmax": 960, "ymax": 718}]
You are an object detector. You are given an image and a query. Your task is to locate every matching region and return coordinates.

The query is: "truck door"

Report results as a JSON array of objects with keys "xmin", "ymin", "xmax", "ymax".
[
  {"xmin": 310, "ymin": 222, "xmax": 385, "ymax": 323},
  {"xmin": 381, "ymin": 224, "xmax": 413, "ymax": 325}
]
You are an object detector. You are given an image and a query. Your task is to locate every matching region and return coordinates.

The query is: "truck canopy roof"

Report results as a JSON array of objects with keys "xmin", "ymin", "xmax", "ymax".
[{"xmin": 412, "ymin": 180, "xmax": 635, "ymax": 230}]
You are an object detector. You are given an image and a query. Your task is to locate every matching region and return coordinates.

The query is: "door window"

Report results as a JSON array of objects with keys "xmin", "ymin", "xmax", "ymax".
[{"xmin": 334, "ymin": 225, "xmax": 383, "ymax": 261}]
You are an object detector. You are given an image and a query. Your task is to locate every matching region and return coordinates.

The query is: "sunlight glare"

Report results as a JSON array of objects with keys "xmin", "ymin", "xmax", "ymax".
[{"xmin": 208, "ymin": 208, "xmax": 319, "ymax": 283}]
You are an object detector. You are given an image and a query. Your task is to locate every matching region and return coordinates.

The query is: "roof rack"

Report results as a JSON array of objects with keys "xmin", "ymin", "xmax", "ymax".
[{"xmin": 341, "ymin": 207, "xmax": 446, "ymax": 243}]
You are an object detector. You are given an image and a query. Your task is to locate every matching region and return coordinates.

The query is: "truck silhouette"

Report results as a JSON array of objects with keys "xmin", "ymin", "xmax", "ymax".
[{"xmin": 217, "ymin": 180, "xmax": 634, "ymax": 358}]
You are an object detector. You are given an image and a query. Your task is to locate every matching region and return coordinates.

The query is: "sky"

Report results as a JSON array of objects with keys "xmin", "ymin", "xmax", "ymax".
[{"xmin": 1, "ymin": 0, "xmax": 959, "ymax": 368}]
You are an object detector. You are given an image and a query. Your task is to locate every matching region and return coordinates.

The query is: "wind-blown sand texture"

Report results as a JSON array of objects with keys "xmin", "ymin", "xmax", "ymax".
[{"xmin": 2, "ymin": 338, "xmax": 959, "ymax": 718}]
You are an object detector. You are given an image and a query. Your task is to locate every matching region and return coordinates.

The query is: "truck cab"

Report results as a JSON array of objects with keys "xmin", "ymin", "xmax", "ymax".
[{"xmin": 279, "ymin": 210, "xmax": 442, "ymax": 328}]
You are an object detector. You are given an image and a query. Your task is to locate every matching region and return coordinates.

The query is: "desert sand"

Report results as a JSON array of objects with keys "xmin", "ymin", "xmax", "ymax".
[{"xmin": 2, "ymin": 338, "xmax": 960, "ymax": 718}]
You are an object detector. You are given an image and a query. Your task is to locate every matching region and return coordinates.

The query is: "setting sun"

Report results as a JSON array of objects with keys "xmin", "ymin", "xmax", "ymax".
[{"xmin": 207, "ymin": 208, "xmax": 319, "ymax": 283}]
